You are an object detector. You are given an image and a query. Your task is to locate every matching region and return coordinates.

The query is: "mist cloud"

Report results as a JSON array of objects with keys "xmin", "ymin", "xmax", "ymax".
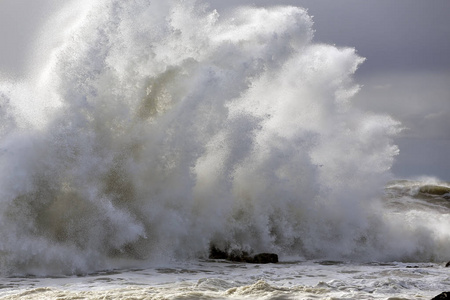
[{"xmin": 1, "ymin": 0, "xmax": 450, "ymax": 180}]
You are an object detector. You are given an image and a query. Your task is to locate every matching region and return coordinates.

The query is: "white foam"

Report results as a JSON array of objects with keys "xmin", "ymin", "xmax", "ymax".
[{"xmin": 0, "ymin": 0, "xmax": 448, "ymax": 275}]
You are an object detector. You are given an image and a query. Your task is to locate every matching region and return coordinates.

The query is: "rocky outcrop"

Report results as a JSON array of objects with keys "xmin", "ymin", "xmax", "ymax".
[
  {"xmin": 431, "ymin": 292, "xmax": 450, "ymax": 300},
  {"xmin": 251, "ymin": 253, "xmax": 279, "ymax": 263},
  {"xmin": 209, "ymin": 245, "xmax": 229, "ymax": 260},
  {"xmin": 209, "ymin": 245, "xmax": 278, "ymax": 263},
  {"xmin": 445, "ymin": 261, "xmax": 450, "ymax": 267}
]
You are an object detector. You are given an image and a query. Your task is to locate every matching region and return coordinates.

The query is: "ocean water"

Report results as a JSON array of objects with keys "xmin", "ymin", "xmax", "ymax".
[
  {"xmin": 0, "ymin": 0, "xmax": 449, "ymax": 298},
  {"xmin": 0, "ymin": 258, "xmax": 449, "ymax": 299}
]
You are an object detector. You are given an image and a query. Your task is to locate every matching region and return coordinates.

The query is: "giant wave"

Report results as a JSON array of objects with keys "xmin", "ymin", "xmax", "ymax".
[{"xmin": 0, "ymin": 0, "xmax": 448, "ymax": 275}]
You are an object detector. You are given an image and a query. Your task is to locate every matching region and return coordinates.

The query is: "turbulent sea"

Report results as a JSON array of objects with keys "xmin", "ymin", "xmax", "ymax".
[{"xmin": 0, "ymin": 0, "xmax": 449, "ymax": 298}]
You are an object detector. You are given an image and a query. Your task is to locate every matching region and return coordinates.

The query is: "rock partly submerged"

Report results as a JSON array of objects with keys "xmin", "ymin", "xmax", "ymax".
[
  {"xmin": 251, "ymin": 253, "xmax": 279, "ymax": 264},
  {"xmin": 432, "ymin": 292, "xmax": 450, "ymax": 300},
  {"xmin": 209, "ymin": 245, "xmax": 278, "ymax": 264}
]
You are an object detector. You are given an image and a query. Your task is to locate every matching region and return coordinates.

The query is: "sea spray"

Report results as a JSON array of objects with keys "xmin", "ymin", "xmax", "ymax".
[{"xmin": 0, "ymin": 0, "xmax": 448, "ymax": 275}]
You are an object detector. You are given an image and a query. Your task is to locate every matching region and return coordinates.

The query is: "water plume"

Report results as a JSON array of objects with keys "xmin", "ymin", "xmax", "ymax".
[{"xmin": 0, "ymin": 0, "xmax": 447, "ymax": 275}]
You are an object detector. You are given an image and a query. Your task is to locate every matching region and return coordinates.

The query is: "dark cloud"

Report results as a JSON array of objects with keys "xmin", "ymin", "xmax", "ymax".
[
  {"xmin": 295, "ymin": 1, "xmax": 450, "ymax": 74},
  {"xmin": 354, "ymin": 72, "xmax": 450, "ymax": 139},
  {"xmin": 354, "ymin": 72, "xmax": 450, "ymax": 180},
  {"xmin": 392, "ymin": 138, "xmax": 450, "ymax": 181}
]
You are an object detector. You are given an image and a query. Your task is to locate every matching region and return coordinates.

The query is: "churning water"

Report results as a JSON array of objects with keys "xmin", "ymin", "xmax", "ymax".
[{"xmin": 0, "ymin": 0, "xmax": 449, "ymax": 298}]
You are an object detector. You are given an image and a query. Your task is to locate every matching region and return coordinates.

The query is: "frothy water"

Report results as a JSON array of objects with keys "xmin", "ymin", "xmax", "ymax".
[
  {"xmin": 0, "ymin": 0, "xmax": 449, "ymax": 278},
  {"xmin": 0, "ymin": 261, "xmax": 449, "ymax": 299}
]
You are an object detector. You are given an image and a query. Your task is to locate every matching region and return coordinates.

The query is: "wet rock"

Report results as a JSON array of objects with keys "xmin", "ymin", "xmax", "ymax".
[
  {"xmin": 251, "ymin": 253, "xmax": 279, "ymax": 264},
  {"xmin": 432, "ymin": 292, "xmax": 450, "ymax": 300},
  {"xmin": 228, "ymin": 249, "xmax": 252, "ymax": 263},
  {"xmin": 208, "ymin": 245, "xmax": 228, "ymax": 260},
  {"xmin": 208, "ymin": 245, "xmax": 278, "ymax": 263},
  {"xmin": 445, "ymin": 261, "xmax": 450, "ymax": 267}
]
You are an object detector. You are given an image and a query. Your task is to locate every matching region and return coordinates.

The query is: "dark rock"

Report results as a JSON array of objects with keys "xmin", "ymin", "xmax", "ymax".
[
  {"xmin": 432, "ymin": 292, "xmax": 450, "ymax": 300},
  {"xmin": 251, "ymin": 253, "xmax": 279, "ymax": 264},
  {"xmin": 208, "ymin": 245, "xmax": 278, "ymax": 263},
  {"xmin": 445, "ymin": 261, "xmax": 450, "ymax": 267},
  {"xmin": 208, "ymin": 245, "xmax": 228, "ymax": 260},
  {"xmin": 228, "ymin": 249, "xmax": 252, "ymax": 262}
]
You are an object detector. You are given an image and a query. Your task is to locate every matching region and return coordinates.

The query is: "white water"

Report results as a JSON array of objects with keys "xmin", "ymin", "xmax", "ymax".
[
  {"xmin": 0, "ymin": 0, "xmax": 449, "ymax": 286},
  {"xmin": 1, "ymin": 261, "xmax": 449, "ymax": 299}
]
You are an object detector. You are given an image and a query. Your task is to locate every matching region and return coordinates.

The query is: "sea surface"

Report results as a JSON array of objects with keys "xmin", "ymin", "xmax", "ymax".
[
  {"xmin": 0, "ymin": 259, "xmax": 449, "ymax": 299},
  {"xmin": 0, "ymin": 180, "xmax": 449, "ymax": 299},
  {"xmin": 0, "ymin": 1, "xmax": 449, "ymax": 299}
]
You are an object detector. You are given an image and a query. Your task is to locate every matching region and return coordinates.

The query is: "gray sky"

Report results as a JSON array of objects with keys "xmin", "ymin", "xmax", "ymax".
[
  {"xmin": 1, "ymin": 0, "xmax": 449, "ymax": 180},
  {"xmin": 295, "ymin": 0, "xmax": 450, "ymax": 180}
]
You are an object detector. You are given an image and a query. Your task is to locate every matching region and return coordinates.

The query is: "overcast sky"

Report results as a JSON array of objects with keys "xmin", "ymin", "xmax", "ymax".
[
  {"xmin": 300, "ymin": 0, "xmax": 450, "ymax": 181},
  {"xmin": 1, "ymin": 0, "xmax": 449, "ymax": 180}
]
